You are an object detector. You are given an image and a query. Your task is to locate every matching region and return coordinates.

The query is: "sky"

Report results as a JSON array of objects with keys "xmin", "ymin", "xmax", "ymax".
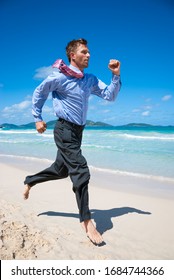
[{"xmin": 0, "ymin": 0, "xmax": 174, "ymax": 126}]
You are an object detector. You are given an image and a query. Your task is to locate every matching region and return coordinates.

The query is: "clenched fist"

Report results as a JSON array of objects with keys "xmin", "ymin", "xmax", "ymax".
[
  {"xmin": 108, "ymin": 59, "xmax": 121, "ymax": 76},
  {"xmin": 35, "ymin": 121, "xmax": 47, "ymax": 134}
]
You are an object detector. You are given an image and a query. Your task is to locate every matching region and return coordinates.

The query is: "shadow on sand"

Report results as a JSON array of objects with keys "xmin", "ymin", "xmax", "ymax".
[{"xmin": 38, "ymin": 207, "xmax": 151, "ymax": 234}]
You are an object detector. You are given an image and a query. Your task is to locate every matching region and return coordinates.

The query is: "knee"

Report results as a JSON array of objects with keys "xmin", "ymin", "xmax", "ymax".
[
  {"xmin": 61, "ymin": 169, "xmax": 69, "ymax": 178},
  {"xmin": 72, "ymin": 171, "xmax": 90, "ymax": 193}
]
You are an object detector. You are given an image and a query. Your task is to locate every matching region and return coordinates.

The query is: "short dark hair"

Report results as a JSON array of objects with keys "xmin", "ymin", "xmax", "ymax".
[{"xmin": 66, "ymin": 38, "xmax": 88, "ymax": 62}]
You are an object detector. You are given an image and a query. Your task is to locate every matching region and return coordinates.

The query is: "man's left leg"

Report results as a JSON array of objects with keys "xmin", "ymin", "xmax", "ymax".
[
  {"xmin": 23, "ymin": 149, "xmax": 68, "ymax": 199},
  {"xmin": 54, "ymin": 121, "xmax": 104, "ymax": 244}
]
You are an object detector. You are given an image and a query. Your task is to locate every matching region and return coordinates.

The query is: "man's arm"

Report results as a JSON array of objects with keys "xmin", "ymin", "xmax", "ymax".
[
  {"xmin": 32, "ymin": 74, "xmax": 59, "ymax": 133},
  {"xmin": 91, "ymin": 59, "xmax": 121, "ymax": 101}
]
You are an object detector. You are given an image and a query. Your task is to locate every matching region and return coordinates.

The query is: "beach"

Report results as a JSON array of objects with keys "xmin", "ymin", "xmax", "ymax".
[{"xmin": 1, "ymin": 160, "xmax": 174, "ymax": 260}]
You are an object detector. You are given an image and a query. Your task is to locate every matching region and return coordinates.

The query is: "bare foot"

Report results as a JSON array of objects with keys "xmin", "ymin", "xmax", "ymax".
[
  {"xmin": 81, "ymin": 219, "xmax": 104, "ymax": 246},
  {"xmin": 23, "ymin": 185, "xmax": 31, "ymax": 200}
]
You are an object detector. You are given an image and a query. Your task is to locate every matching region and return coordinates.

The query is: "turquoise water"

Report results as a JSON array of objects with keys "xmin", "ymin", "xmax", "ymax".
[{"xmin": 0, "ymin": 126, "xmax": 174, "ymax": 181}]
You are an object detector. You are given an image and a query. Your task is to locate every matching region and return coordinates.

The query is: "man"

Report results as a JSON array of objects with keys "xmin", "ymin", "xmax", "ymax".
[{"xmin": 23, "ymin": 38, "xmax": 121, "ymax": 245}]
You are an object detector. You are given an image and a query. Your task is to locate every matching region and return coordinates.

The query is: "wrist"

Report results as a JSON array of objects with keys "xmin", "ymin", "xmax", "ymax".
[{"xmin": 112, "ymin": 70, "xmax": 120, "ymax": 76}]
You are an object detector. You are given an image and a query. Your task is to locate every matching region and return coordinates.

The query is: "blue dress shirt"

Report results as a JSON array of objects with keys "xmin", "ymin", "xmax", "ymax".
[{"xmin": 32, "ymin": 64, "xmax": 121, "ymax": 125}]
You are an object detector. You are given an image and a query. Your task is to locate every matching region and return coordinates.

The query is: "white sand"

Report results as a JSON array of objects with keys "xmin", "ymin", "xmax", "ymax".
[{"xmin": 0, "ymin": 162, "xmax": 174, "ymax": 260}]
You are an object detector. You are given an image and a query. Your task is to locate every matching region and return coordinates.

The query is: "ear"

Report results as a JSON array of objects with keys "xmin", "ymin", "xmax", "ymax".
[{"xmin": 70, "ymin": 52, "xmax": 75, "ymax": 61}]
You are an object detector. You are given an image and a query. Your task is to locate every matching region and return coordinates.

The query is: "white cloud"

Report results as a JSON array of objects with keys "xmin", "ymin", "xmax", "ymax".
[
  {"xmin": 162, "ymin": 95, "xmax": 172, "ymax": 101},
  {"xmin": 42, "ymin": 105, "xmax": 54, "ymax": 114},
  {"xmin": 132, "ymin": 108, "xmax": 140, "ymax": 113},
  {"xmin": 2, "ymin": 100, "xmax": 31, "ymax": 113},
  {"xmin": 88, "ymin": 105, "xmax": 97, "ymax": 111},
  {"xmin": 102, "ymin": 109, "xmax": 110, "ymax": 113},
  {"xmin": 1, "ymin": 97, "xmax": 55, "ymax": 124},
  {"xmin": 143, "ymin": 105, "xmax": 152, "ymax": 110},
  {"xmin": 1, "ymin": 100, "xmax": 32, "ymax": 124},
  {"xmin": 2, "ymin": 100, "xmax": 54, "ymax": 116},
  {"xmin": 33, "ymin": 66, "xmax": 54, "ymax": 79},
  {"xmin": 142, "ymin": 110, "xmax": 150, "ymax": 116},
  {"xmin": 145, "ymin": 98, "xmax": 152, "ymax": 102},
  {"xmin": 88, "ymin": 95, "xmax": 94, "ymax": 101},
  {"xmin": 25, "ymin": 94, "xmax": 32, "ymax": 100},
  {"xmin": 104, "ymin": 116, "xmax": 117, "ymax": 122},
  {"xmin": 99, "ymin": 100, "xmax": 113, "ymax": 106}
]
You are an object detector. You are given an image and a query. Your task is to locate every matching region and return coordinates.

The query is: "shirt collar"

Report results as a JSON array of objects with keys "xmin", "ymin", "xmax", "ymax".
[{"xmin": 69, "ymin": 64, "xmax": 84, "ymax": 75}]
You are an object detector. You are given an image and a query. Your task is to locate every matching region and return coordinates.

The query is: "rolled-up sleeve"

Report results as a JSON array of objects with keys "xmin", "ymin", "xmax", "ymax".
[{"xmin": 91, "ymin": 74, "xmax": 121, "ymax": 101}]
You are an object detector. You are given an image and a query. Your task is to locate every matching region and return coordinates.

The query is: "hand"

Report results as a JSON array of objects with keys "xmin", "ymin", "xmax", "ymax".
[
  {"xmin": 35, "ymin": 121, "xmax": 47, "ymax": 134},
  {"xmin": 108, "ymin": 59, "xmax": 121, "ymax": 75}
]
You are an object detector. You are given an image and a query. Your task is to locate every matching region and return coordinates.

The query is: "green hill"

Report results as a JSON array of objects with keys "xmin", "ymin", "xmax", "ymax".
[{"xmin": 0, "ymin": 120, "xmax": 113, "ymax": 129}]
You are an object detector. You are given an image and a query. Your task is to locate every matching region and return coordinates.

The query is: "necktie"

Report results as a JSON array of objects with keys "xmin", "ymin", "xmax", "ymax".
[{"xmin": 52, "ymin": 59, "xmax": 84, "ymax": 78}]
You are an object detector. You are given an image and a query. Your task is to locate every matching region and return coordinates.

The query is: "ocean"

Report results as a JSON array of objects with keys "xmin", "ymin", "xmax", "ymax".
[{"xmin": 0, "ymin": 125, "xmax": 174, "ymax": 183}]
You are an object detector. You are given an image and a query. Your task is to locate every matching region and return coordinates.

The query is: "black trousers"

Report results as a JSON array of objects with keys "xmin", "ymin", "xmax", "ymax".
[{"xmin": 24, "ymin": 119, "xmax": 91, "ymax": 222}]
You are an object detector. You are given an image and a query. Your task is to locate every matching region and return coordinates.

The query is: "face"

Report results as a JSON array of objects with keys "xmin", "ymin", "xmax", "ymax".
[{"xmin": 70, "ymin": 44, "xmax": 90, "ymax": 71}]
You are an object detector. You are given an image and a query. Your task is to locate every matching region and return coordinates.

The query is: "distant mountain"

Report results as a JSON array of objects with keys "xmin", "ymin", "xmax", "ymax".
[
  {"xmin": 0, "ymin": 123, "xmax": 19, "ymax": 129},
  {"xmin": 119, "ymin": 123, "xmax": 174, "ymax": 128},
  {"xmin": 86, "ymin": 120, "xmax": 113, "ymax": 127},
  {"xmin": 0, "ymin": 121, "xmax": 173, "ymax": 130},
  {"xmin": 0, "ymin": 120, "xmax": 113, "ymax": 129},
  {"xmin": 121, "ymin": 123, "xmax": 153, "ymax": 127}
]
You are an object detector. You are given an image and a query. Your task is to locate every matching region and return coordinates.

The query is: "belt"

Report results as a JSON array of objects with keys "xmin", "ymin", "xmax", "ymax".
[{"xmin": 58, "ymin": 118, "xmax": 85, "ymax": 129}]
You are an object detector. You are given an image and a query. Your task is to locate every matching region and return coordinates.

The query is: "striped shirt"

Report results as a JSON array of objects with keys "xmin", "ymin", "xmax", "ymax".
[{"xmin": 32, "ymin": 64, "xmax": 121, "ymax": 125}]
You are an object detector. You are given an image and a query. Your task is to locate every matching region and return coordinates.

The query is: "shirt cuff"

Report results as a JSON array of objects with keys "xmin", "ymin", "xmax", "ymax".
[
  {"xmin": 112, "ymin": 74, "xmax": 121, "ymax": 84},
  {"xmin": 33, "ymin": 116, "xmax": 43, "ymax": 122}
]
